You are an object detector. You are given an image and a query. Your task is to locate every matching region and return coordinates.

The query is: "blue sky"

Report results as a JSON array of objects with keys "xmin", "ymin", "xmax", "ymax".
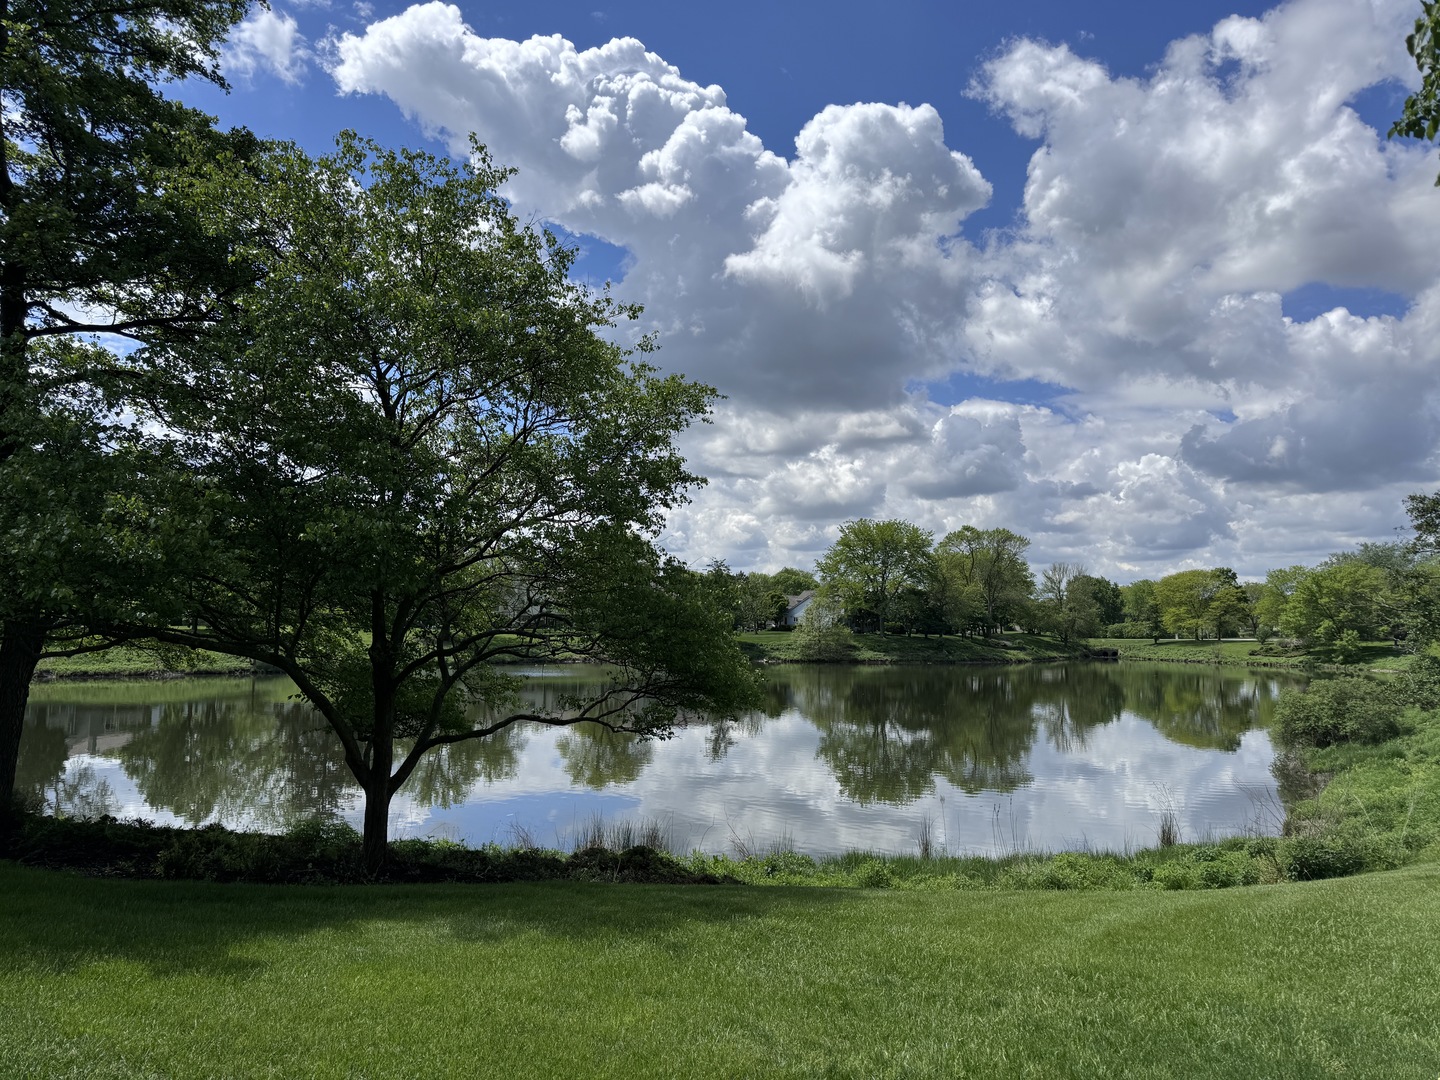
[{"xmin": 190, "ymin": 0, "xmax": 1440, "ymax": 580}]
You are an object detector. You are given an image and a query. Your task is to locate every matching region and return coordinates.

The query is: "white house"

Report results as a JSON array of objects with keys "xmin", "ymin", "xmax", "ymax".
[{"xmin": 782, "ymin": 590, "xmax": 817, "ymax": 628}]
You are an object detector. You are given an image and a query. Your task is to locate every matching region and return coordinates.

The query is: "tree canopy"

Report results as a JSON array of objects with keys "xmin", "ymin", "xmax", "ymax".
[
  {"xmin": 115, "ymin": 135, "xmax": 759, "ymax": 871},
  {"xmin": 0, "ymin": 0, "xmax": 256, "ymax": 818},
  {"xmin": 816, "ymin": 519, "xmax": 933, "ymax": 633}
]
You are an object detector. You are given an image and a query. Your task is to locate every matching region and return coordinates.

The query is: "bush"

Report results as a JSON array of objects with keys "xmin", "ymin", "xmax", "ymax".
[
  {"xmin": 1396, "ymin": 653, "xmax": 1440, "ymax": 711},
  {"xmin": 1273, "ymin": 678, "xmax": 1402, "ymax": 749},
  {"xmin": 854, "ymin": 858, "xmax": 898, "ymax": 889},
  {"xmin": 1144, "ymin": 848, "xmax": 1264, "ymax": 890},
  {"xmin": 1279, "ymin": 824, "xmax": 1410, "ymax": 881}
]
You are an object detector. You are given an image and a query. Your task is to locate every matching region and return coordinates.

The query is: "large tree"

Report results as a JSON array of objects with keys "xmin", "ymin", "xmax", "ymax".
[
  {"xmin": 1036, "ymin": 563, "xmax": 1100, "ymax": 645},
  {"xmin": 1154, "ymin": 570, "xmax": 1213, "ymax": 640},
  {"xmin": 119, "ymin": 136, "xmax": 759, "ymax": 873},
  {"xmin": 0, "ymin": 0, "xmax": 255, "ymax": 818},
  {"xmin": 815, "ymin": 519, "xmax": 933, "ymax": 633},
  {"xmin": 935, "ymin": 526, "xmax": 1034, "ymax": 636},
  {"xmin": 1279, "ymin": 561, "xmax": 1389, "ymax": 661}
]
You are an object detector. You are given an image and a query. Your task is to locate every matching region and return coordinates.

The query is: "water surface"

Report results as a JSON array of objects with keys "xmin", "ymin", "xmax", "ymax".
[{"xmin": 20, "ymin": 662, "xmax": 1298, "ymax": 856}]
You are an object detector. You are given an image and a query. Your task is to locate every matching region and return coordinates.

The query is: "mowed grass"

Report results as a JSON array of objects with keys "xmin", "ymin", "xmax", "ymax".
[
  {"xmin": 3, "ymin": 863, "xmax": 1438, "ymax": 1079},
  {"xmin": 1088, "ymin": 637, "xmax": 1414, "ymax": 672},
  {"xmin": 34, "ymin": 644, "xmax": 261, "ymax": 680},
  {"xmin": 737, "ymin": 630, "xmax": 1088, "ymax": 665}
]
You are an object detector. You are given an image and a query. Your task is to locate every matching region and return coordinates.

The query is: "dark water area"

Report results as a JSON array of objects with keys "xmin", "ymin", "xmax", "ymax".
[{"xmin": 19, "ymin": 662, "xmax": 1301, "ymax": 857}]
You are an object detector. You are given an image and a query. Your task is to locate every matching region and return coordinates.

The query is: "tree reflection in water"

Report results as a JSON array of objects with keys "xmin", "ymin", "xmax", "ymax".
[
  {"xmin": 761, "ymin": 662, "xmax": 1294, "ymax": 806},
  {"xmin": 16, "ymin": 663, "xmax": 1301, "ymax": 827}
]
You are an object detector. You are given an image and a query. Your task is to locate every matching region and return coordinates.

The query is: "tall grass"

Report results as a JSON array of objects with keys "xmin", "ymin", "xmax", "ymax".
[{"xmin": 570, "ymin": 813, "xmax": 675, "ymax": 855}]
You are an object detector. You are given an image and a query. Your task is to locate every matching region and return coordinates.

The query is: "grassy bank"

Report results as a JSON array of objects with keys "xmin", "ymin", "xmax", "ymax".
[
  {"xmin": 34, "ymin": 643, "xmax": 265, "ymax": 681},
  {"xmin": 1088, "ymin": 636, "xmax": 1413, "ymax": 672},
  {"xmin": 2, "ymin": 860, "xmax": 1436, "ymax": 1078},
  {"xmin": 737, "ymin": 630, "xmax": 1091, "ymax": 665}
]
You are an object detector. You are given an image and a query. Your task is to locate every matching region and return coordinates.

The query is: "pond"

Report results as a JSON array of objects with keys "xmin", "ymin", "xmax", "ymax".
[{"xmin": 19, "ymin": 662, "xmax": 1301, "ymax": 857}]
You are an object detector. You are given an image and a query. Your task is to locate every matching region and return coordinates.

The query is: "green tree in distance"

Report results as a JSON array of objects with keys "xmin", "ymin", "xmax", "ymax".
[
  {"xmin": 0, "ymin": 0, "xmax": 257, "ymax": 819},
  {"xmin": 816, "ymin": 519, "xmax": 933, "ymax": 633},
  {"xmin": 1075, "ymin": 574, "xmax": 1124, "ymax": 628},
  {"xmin": 1154, "ymin": 570, "xmax": 1213, "ymax": 640},
  {"xmin": 1121, "ymin": 579, "xmax": 1165, "ymax": 642},
  {"xmin": 118, "ymin": 136, "xmax": 760, "ymax": 873},
  {"xmin": 1205, "ymin": 568, "xmax": 1251, "ymax": 642},
  {"xmin": 1036, "ymin": 562, "xmax": 1100, "ymax": 645},
  {"xmin": 771, "ymin": 567, "xmax": 818, "ymax": 596},
  {"xmin": 935, "ymin": 526, "xmax": 1033, "ymax": 636},
  {"xmin": 1278, "ymin": 562, "xmax": 1388, "ymax": 662}
]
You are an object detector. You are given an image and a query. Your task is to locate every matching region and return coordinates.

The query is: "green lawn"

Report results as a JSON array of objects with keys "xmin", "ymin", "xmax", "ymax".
[
  {"xmin": 34, "ymin": 643, "xmax": 263, "ymax": 680},
  {"xmin": 737, "ymin": 630, "xmax": 1089, "ymax": 665},
  {"xmin": 1, "ymin": 861, "xmax": 1436, "ymax": 1078},
  {"xmin": 1088, "ymin": 637, "xmax": 1414, "ymax": 672}
]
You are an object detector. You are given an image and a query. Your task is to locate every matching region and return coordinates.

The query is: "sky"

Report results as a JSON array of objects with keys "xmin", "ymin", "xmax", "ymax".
[{"xmin": 179, "ymin": 0, "xmax": 1440, "ymax": 582}]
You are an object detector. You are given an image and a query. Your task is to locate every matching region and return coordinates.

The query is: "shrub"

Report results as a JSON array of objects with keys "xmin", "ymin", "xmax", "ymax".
[
  {"xmin": 759, "ymin": 850, "xmax": 818, "ymax": 878},
  {"xmin": 1144, "ymin": 848, "xmax": 1263, "ymax": 890},
  {"xmin": 1273, "ymin": 678, "xmax": 1402, "ymax": 749},
  {"xmin": 1278, "ymin": 822, "xmax": 1411, "ymax": 881},
  {"xmin": 853, "ymin": 858, "xmax": 898, "ymax": 889},
  {"xmin": 1396, "ymin": 653, "xmax": 1440, "ymax": 711},
  {"xmin": 1280, "ymin": 834, "xmax": 1368, "ymax": 880}
]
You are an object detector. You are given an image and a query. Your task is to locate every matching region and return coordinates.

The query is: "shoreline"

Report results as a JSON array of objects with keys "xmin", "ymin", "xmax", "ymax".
[{"xmin": 30, "ymin": 635, "xmax": 1409, "ymax": 683}]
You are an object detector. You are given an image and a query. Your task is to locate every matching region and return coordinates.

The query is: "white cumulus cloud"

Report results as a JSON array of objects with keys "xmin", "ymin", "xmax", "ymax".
[
  {"xmin": 227, "ymin": 8, "xmax": 311, "ymax": 85},
  {"xmin": 328, "ymin": 0, "xmax": 1440, "ymax": 580}
]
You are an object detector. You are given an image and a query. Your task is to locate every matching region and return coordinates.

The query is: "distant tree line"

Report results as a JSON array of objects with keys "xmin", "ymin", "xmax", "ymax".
[{"xmin": 706, "ymin": 499, "xmax": 1440, "ymax": 665}]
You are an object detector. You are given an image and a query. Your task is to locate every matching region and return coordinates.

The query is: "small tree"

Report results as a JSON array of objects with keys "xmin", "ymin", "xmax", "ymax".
[
  {"xmin": 121, "ymin": 137, "xmax": 759, "ymax": 873},
  {"xmin": 791, "ymin": 593, "xmax": 853, "ymax": 661}
]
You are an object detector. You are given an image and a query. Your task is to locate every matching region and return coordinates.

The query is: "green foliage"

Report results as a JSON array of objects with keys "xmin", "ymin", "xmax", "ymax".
[
  {"xmin": 0, "ymin": 0, "xmax": 259, "ymax": 815},
  {"xmin": 1392, "ymin": 0, "xmax": 1440, "ymax": 181},
  {"xmin": 1076, "ymin": 574, "xmax": 1124, "ymax": 626},
  {"xmin": 1273, "ymin": 678, "xmax": 1403, "ymax": 749},
  {"xmin": 1034, "ymin": 562, "xmax": 1100, "ymax": 644},
  {"xmin": 1397, "ymin": 653, "xmax": 1440, "ymax": 710},
  {"xmin": 1153, "ymin": 568, "xmax": 1251, "ymax": 641},
  {"xmin": 1153, "ymin": 569, "xmax": 1214, "ymax": 639},
  {"xmin": 1279, "ymin": 561, "xmax": 1391, "ymax": 658},
  {"xmin": 788, "ymin": 594, "xmax": 855, "ymax": 660},
  {"xmin": 770, "ymin": 567, "xmax": 818, "ymax": 596},
  {"xmin": 1278, "ymin": 830, "xmax": 1401, "ymax": 882},
  {"xmin": 935, "ymin": 525, "xmax": 1033, "ymax": 635},
  {"xmin": 109, "ymin": 134, "xmax": 759, "ymax": 871},
  {"xmin": 815, "ymin": 518, "xmax": 933, "ymax": 632},
  {"xmin": 1000, "ymin": 852, "xmax": 1136, "ymax": 891},
  {"xmin": 11, "ymin": 812, "xmax": 728, "ymax": 885}
]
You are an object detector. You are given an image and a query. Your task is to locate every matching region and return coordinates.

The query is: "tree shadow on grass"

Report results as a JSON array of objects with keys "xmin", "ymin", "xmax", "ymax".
[{"xmin": 0, "ymin": 862, "xmax": 863, "ymax": 979}]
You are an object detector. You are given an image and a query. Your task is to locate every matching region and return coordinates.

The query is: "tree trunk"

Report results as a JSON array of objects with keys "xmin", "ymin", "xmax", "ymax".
[
  {"xmin": 0, "ymin": 619, "xmax": 45, "ymax": 828},
  {"xmin": 360, "ymin": 739, "xmax": 393, "ymax": 876}
]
